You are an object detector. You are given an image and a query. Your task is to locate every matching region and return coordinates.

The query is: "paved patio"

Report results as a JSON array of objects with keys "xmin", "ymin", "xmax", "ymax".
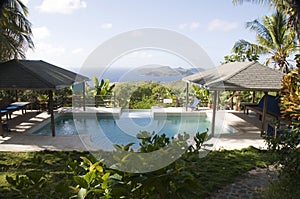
[{"xmin": 0, "ymin": 108, "xmax": 269, "ymax": 152}]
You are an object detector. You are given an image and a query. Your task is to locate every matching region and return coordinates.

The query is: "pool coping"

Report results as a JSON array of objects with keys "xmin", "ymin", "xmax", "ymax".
[
  {"xmin": 1, "ymin": 108, "xmax": 268, "ymax": 151},
  {"xmin": 27, "ymin": 107, "xmax": 211, "ymax": 135}
]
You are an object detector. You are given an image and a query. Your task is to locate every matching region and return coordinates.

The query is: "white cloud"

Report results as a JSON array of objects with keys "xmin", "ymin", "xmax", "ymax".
[
  {"xmin": 37, "ymin": 0, "xmax": 87, "ymax": 14},
  {"xmin": 208, "ymin": 19, "xmax": 238, "ymax": 32},
  {"xmin": 72, "ymin": 48, "xmax": 83, "ymax": 54},
  {"xmin": 28, "ymin": 42, "xmax": 65, "ymax": 58},
  {"xmin": 178, "ymin": 23, "xmax": 187, "ymax": 29},
  {"xmin": 190, "ymin": 22, "xmax": 200, "ymax": 30},
  {"xmin": 32, "ymin": 26, "xmax": 50, "ymax": 40},
  {"xmin": 100, "ymin": 23, "xmax": 113, "ymax": 29},
  {"xmin": 178, "ymin": 22, "xmax": 200, "ymax": 30},
  {"xmin": 124, "ymin": 51, "xmax": 153, "ymax": 59},
  {"xmin": 20, "ymin": 0, "xmax": 29, "ymax": 6}
]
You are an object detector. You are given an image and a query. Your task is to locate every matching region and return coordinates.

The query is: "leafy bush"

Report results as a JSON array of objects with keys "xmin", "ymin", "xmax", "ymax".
[
  {"xmin": 5, "ymin": 153, "xmax": 73, "ymax": 199},
  {"xmin": 263, "ymin": 66, "xmax": 300, "ymax": 198},
  {"xmin": 69, "ymin": 131, "xmax": 209, "ymax": 199}
]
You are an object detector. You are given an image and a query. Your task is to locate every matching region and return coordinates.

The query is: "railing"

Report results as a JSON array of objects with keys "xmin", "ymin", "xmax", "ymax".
[{"xmin": 72, "ymin": 94, "xmax": 116, "ymax": 108}]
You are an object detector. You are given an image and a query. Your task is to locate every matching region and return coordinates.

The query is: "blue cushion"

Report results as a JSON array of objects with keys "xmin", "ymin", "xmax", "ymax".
[{"xmin": 257, "ymin": 95, "xmax": 280, "ymax": 116}]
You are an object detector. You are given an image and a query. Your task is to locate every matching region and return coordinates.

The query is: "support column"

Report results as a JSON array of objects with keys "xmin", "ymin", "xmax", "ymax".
[
  {"xmin": 211, "ymin": 91, "xmax": 218, "ymax": 136},
  {"xmin": 83, "ymin": 81, "xmax": 86, "ymax": 111},
  {"xmin": 252, "ymin": 91, "xmax": 256, "ymax": 103},
  {"xmin": 0, "ymin": 119, "xmax": 3, "ymax": 136},
  {"xmin": 185, "ymin": 82, "xmax": 189, "ymax": 111},
  {"xmin": 261, "ymin": 92, "xmax": 268, "ymax": 133},
  {"xmin": 49, "ymin": 90, "xmax": 55, "ymax": 137}
]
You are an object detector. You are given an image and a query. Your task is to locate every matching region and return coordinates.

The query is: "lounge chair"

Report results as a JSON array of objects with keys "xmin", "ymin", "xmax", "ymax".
[
  {"xmin": 267, "ymin": 122, "xmax": 293, "ymax": 137},
  {"xmin": 242, "ymin": 94, "xmax": 281, "ymax": 120},
  {"xmin": 0, "ymin": 100, "xmax": 31, "ymax": 120},
  {"xmin": 0, "ymin": 109, "xmax": 9, "ymax": 120},
  {"xmin": 189, "ymin": 97, "xmax": 200, "ymax": 110}
]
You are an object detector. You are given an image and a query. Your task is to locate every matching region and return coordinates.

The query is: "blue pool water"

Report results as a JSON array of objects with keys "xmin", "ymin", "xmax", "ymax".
[{"xmin": 32, "ymin": 111, "xmax": 226, "ymax": 148}]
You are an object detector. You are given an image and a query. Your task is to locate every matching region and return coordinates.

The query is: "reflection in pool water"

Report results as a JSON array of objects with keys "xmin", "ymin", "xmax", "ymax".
[{"xmin": 32, "ymin": 111, "xmax": 229, "ymax": 149}]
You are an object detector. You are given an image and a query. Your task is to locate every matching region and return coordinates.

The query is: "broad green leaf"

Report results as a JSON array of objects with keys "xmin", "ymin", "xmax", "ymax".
[
  {"xmin": 84, "ymin": 170, "xmax": 96, "ymax": 184},
  {"xmin": 80, "ymin": 156, "xmax": 93, "ymax": 166},
  {"xmin": 74, "ymin": 176, "xmax": 89, "ymax": 189}
]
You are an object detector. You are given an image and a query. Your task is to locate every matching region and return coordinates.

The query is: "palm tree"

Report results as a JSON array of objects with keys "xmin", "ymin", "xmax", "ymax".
[
  {"xmin": 232, "ymin": 11, "xmax": 296, "ymax": 73},
  {"xmin": 0, "ymin": 0, "xmax": 34, "ymax": 62},
  {"xmin": 233, "ymin": 0, "xmax": 300, "ymax": 50}
]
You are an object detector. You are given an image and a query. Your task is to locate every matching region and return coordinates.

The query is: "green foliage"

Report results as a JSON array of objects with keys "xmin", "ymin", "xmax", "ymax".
[
  {"xmin": 188, "ymin": 130, "xmax": 211, "ymax": 153},
  {"xmin": 93, "ymin": 78, "xmax": 115, "ymax": 107},
  {"xmin": 280, "ymin": 67, "xmax": 300, "ymax": 124},
  {"xmin": 221, "ymin": 52, "xmax": 259, "ymax": 64},
  {"xmin": 113, "ymin": 81, "xmax": 187, "ymax": 108},
  {"xmin": 129, "ymin": 81, "xmax": 177, "ymax": 109},
  {"xmin": 192, "ymin": 85, "xmax": 210, "ymax": 105},
  {"xmin": 137, "ymin": 131, "xmax": 170, "ymax": 152},
  {"xmin": 69, "ymin": 156, "xmax": 118, "ymax": 199},
  {"xmin": 232, "ymin": 10, "xmax": 296, "ymax": 73},
  {"xmin": 5, "ymin": 152, "xmax": 74, "ymax": 198},
  {"xmin": 262, "ymin": 66, "xmax": 300, "ymax": 198},
  {"xmin": 1, "ymin": 146, "xmax": 273, "ymax": 198},
  {"xmin": 0, "ymin": 0, "xmax": 34, "ymax": 62},
  {"xmin": 93, "ymin": 78, "xmax": 115, "ymax": 96},
  {"xmin": 113, "ymin": 82, "xmax": 139, "ymax": 108}
]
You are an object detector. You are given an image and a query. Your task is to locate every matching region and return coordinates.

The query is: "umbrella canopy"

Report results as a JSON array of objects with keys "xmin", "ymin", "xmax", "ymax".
[
  {"xmin": 0, "ymin": 59, "xmax": 89, "ymax": 90},
  {"xmin": 182, "ymin": 62, "xmax": 284, "ymax": 91},
  {"xmin": 182, "ymin": 61, "xmax": 285, "ymax": 135},
  {"xmin": 0, "ymin": 59, "xmax": 89, "ymax": 137}
]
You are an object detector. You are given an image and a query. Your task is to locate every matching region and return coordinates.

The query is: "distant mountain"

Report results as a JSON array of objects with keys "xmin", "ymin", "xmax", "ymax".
[
  {"xmin": 84, "ymin": 64, "xmax": 205, "ymax": 82},
  {"xmin": 137, "ymin": 65, "xmax": 203, "ymax": 77}
]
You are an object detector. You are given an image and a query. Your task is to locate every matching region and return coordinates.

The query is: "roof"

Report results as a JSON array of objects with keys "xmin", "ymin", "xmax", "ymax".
[
  {"xmin": 0, "ymin": 60, "xmax": 89, "ymax": 90},
  {"xmin": 182, "ymin": 62, "xmax": 284, "ymax": 91}
]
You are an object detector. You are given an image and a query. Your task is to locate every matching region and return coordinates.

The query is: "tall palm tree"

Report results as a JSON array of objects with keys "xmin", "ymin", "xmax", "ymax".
[
  {"xmin": 232, "ymin": 11, "xmax": 296, "ymax": 73},
  {"xmin": 0, "ymin": 0, "xmax": 34, "ymax": 62},
  {"xmin": 233, "ymin": 0, "xmax": 300, "ymax": 50}
]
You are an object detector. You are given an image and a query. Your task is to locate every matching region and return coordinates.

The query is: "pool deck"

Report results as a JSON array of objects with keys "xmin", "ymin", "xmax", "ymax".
[{"xmin": 0, "ymin": 107, "xmax": 270, "ymax": 152}]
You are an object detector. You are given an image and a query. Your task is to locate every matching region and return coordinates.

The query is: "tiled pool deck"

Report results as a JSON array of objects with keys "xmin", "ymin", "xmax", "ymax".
[{"xmin": 0, "ymin": 107, "xmax": 269, "ymax": 152}]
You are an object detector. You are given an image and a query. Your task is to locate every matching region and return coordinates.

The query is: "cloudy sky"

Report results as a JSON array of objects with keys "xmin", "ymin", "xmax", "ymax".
[{"xmin": 23, "ymin": 0, "xmax": 273, "ymax": 74}]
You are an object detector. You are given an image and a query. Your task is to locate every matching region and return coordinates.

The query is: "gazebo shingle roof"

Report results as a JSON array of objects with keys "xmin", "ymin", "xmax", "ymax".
[
  {"xmin": 0, "ymin": 60, "xmax": 89, "ymax": 90},
  {"xmin": 182, "ymin": 62, "xmax": 284, "ymax": 91}
]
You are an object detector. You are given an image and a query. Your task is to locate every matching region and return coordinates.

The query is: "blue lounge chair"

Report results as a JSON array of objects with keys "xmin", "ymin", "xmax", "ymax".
[
  {"xmin": 189, "ymin": 97, "xmax": 200, "ymax": 110},
  {"xmin": 0, "ymin": 109, "xmax": 9, "ymax": 120},
  {"xmin": 243, "ymin": 95, "xmax": 281, "ymax": 120}
]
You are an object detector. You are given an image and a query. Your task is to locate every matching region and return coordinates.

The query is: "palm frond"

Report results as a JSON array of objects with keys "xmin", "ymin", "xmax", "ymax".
[
  {"xmin": 232, "ymin": 0, "xmax": 271, "ymax": 6},
  {"xmin": 246, "ymin": 19, "xmax": 272, "ymax": 42},
  {"xmin": 0, "ymin": 0, "xmax": 33, "ymax": 61}
]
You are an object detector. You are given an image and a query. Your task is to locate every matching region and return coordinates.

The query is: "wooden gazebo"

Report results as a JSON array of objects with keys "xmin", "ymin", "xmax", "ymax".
[
  {"xmin": 0, "ymin": 59, "xmax": 89, "ymax": 136},
  {"xmin": 182, "ymin": 62, "xmax": 284, "ymax": 134}
]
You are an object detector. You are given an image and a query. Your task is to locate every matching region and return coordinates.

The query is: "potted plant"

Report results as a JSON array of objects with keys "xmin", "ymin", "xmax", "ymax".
[
  {"xmin": 207, "ymin": 97, "xmax": 213, "ymax": 109},
  {"xmin": 233, "ymin": 92, "xmax": 240, "ymax": 111}
]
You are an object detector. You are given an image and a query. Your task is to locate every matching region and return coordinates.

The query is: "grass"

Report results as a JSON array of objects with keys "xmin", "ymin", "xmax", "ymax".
[{"xmin": 0, "ymin": 147, "xmax": 273, "ymax": 198}]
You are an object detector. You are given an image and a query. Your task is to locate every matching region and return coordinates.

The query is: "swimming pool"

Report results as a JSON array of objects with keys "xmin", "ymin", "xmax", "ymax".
[{"xmin": 32, "ymin": 110, "xmax": 229, "ymax": 149}]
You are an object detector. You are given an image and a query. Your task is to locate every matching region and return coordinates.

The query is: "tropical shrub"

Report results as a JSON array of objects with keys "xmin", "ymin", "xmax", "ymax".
[
  {"xmin": 129, "ymin": 82, "xmax": 177, "ymax": 109},
  {"xmin": 70, "ymin": 131, "xmax": 209, "ymax": 199},
  {"xmin": 6, "ymin": 154, "xmax": 72, "ymax": 199},
  {"xmin": 263, "ymin": 66, "xmax": 300, "ymax": 198},
  {"xmin": 93, "ymin": 78, "xmax": 115, "ymax": 107}
]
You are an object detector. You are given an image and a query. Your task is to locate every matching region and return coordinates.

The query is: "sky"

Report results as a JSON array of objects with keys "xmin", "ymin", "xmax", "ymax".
[{"xmin": 23, "ymin": 0, "xmax": 274, "ymax": 77}]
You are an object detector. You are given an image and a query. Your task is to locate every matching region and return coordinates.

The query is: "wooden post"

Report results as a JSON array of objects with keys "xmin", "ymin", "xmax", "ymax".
[
  {"xmin": 0, "ymin": 119, "xmax": 3, "ymax": 136},
  {"xmin": 15, "ymin": 90, "xmax": 18, "ymax": 101},
  {"xmin": 185, "ymin": 82, "xmax": 189, "ymax": 111},
  {"xmin": 252, "ymin": 91, "xmax": 256, "ymax": 103},
  {"xmin": 49, "ymin": 90, "xmax": 55, "ymax": 137},
  {"xmin": 83, "ymin": 82, "xmax": 86, "ymax": 111},
  {"xmin": 261, "ymin": 92, "xmax": 268, "ymax": 132},
  {"xmin": 211, "ymin": 91, "xmax": 218, "ymax": 136}
]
